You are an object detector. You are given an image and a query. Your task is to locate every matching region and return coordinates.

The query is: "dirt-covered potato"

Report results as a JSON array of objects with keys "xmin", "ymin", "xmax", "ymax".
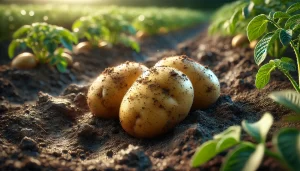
[
  {"xmin": 154, "ymin": 55, "xmax": 220, "ymax": 109},
  {"xmin": 11, "ymin": 52, "xmax": 37, "ymax": 69},
  {"xmin": 87, "ymin": 62, "xmax": 148, "ymax": 118},
  {"xmin": 231, "ymin": 34, "xmax": 248, "ymax": 47},
  {"xmin": 120, "ymin": 66, "xmax": 194, "ymax": 138}
]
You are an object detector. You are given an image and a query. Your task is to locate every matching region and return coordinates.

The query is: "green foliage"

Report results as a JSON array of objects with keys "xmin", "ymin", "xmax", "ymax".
[
  {"xmin": 191, "ymin": 113, "xmax": 300, "ymax": 170},
  {"xmin": 269, "ymin": 90, "xmax": 300, "ymax": 113},
  {"xmin": 273, "ymin": 128, "xmax": 300, "ymax": 171},
  {"xmin": 0, "ymin": 4, "xmax": 207, "ymax": 41},
  {"xmin": 209, "ymin": 0, "xmax": 299, "ymax": 36},
  {"xmin": 72, "ymin": 12, "xmax": 139, "ymax": 52},
  {"xmin": 8, "ymin": 23, "xmax": 77, "ymax": 72},
  {"xmin": 242, "ymin": 113, "xmax": 273, "ymax": 143},
  {"xmin": 247, "ymin": 2, "xmax": 300, "ymax": 92}
]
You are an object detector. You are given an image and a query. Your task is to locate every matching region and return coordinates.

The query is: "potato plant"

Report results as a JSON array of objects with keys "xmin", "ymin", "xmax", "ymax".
[
  {"xmin": 72, "ymin": 16, "xmax": 109, "ymax": 47},
  {"xmin": 246, "ymin": 2, "xmax": 300, "ymax": 92},
  {"xmin": 8, "ymin": 22, "xmax": 77, "ymax": 72},
  {"xmin": 191, "ymin": 113, "xmax": 300, "ymax": 171},
  {"xmin": 72, "ymin": 13, "xmax": 140, "ymax": 52}
]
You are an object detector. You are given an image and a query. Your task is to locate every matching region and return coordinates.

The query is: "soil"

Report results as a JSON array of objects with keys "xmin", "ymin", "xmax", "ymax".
[{"xmin": 0, "ymin": 24, "xmax": 299, "ymax": 171}]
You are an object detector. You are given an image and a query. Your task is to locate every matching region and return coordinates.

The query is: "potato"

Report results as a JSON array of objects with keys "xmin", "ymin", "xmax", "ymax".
[
  {"xmin": 61, "ymin": 52, "xmax": 73, "ymax": 67},
  {"xmin": 87, "ymin": 62, "xmax": 148, "ymax": 118},
  {"xmin": 11, "ymin": 52, "xmax": 37, "ymax": 69},
  {"xmin": 231, "ymin": 34, "xmax": 248, "ymax": 47},
  {"xmin": 120, "ymin": 66, "xmax": 194, "ymax": 138},
  {"xmin": 98, "ymin": 41, "xmax": 113, "ymax": 49},
  {"xmin": 154, "ymin": 55, "xmax": 220, "ymax": 109},
  {"xmin": 75, "ymin": 41, "xmax": 92, "ymax": 54},
  {"xmin": 249, "ymin": 40, "xmax": 258, "ymax": 49}
]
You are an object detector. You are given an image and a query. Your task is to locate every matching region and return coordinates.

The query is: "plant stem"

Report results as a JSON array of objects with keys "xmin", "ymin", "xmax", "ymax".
[
  {"xmin": 283, "ymin": 71, "xmax": 300, "ymax": 92},
  {"xmin": 290, "ymin": 41, "xmax": 300, "ymax": 91}
]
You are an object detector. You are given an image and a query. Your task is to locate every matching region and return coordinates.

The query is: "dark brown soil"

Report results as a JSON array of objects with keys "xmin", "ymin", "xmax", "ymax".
[{"xmin": 0, "ymin": 25, "xmax": 299, "ymax": 171}]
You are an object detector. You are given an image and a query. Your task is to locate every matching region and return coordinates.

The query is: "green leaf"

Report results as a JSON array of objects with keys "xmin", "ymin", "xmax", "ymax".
[
  {"xmin": 8, "ymin": 40, "xmax": 19, "ymax": 58},
  {"xmin": 286, "ymin": 2, "xmax": 300, "ymax": 14},
  {"xmin": 216, "ymin": 137, "xmax": 239, "ymax": 153},
  {"xmin": 285, "ymin": 14, "xmax": 300, "ymax": 29},
  {"xmin": 60, "ymin": 37, "xmax": 73, "ymax": 51},
  {"xmin": 214, "ymin": 126, "xmax": 241, "ymax": 140},
  {"xmin": 191, "ymin": 140, "xmax": 218, "ymax": 167},
  {"xmin": 252, "ymin": 0, "xmax": 264, "ymax": 5},
  {"xmin": 13, "ymin": 25, "xmax": 30, "ymax": 39},
  {"xmin": 269, "ymin": 90, "xmax": 300, "ymax": 113},
  {"xmin": 242, "ymin": 6, "xmax": 250, "ymax": 18},
  {"xmin": 247, "ymin": 14, "xmax": 269, "ymax": 41},
  {"xmin": 255, "ymin": 62, "xmax": 276, "ymax": 89},
  {"xmin": 214, "ymin": 126, "xmax": 241, "ymax": 153},
  {"xmin": 274, "ymin": 128, "xmax": 300, "ymax": 170},
  {"xmin": 242, "ymin": 113, "xmax": 274, "ymax": 143},
  {"xmin": 279, "ymin": 29, "xmax": 292, "ymax": 46},
  {"xmin": 274, "ymin": 57, "xmax": 296, "ymax": 72},
  {"xmin": 56, "ymin": 61, "xmax": 67, "ymax": 73},
  {"xmin": 292, "ymin": 24, "xmax": 300, "ymax": 31},
  {"xmin": 221, "ymin": 143, "xmax": 265, "ymax": 171},
  {"xmin": 254, "ymin": 32, "xmax": 278, "ymax": 65},
  {"xmin": 273, "ymin": 12, "xmax": 290, "ymax": 19},
  {"xmin": 229, "ymin": 10, "xmax": 241, "ymax": 33}
]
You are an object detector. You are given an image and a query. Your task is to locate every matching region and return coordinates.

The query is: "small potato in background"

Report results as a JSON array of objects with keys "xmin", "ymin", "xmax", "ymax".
[
  {"xmin": 155, "ymin": 55, "xmax": 220, "ymax": 110},
  {"xmin": 87, "ymin": 62, "xmax": 148, "ymax": 118},
  {"xmin": 231, "ymin": 34, "xmax": 249, "ymax": 47},
  {"xmin": 11, "ymin": 52, "xmax": 37, "ymax": 69},
  {"xmin": 120, "ymin": 66, "xmax": 194, "ymax": 138}
]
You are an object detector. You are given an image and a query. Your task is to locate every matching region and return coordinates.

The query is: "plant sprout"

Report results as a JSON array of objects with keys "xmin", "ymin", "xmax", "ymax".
[
  {"xmin": 191, "ymin": 113, "xmax": 300, "ymax": 171},
  {"xmin": 8, "ymin": 22, "xmax": 77, "ymax": 72}
]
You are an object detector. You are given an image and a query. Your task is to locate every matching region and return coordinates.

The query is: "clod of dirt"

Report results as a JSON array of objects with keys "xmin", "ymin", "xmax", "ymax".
[
  {"xmin": 19, "ymin": 136, "xmax": 38, "ymax": 151},
  {"xmin": 0, "ymin": 100, "xmax": 10, "ymax": 113},
  {"xmin": 37, "ymin": 92, "xmax": 81, "ymax": 119},
  {"xmin": 77, "ymin": 123, "xmax": 97, "ymax": 138},
  {"xmin": 114, "ymin": 145, "xmax": 152, "ymax": 170}
]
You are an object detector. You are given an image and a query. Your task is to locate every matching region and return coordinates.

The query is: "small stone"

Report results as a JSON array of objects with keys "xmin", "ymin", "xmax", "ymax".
[
  {"xmin": 19, "ymin": 137, "xmax": 38, "ymax": 151},
  {"xmin": 106, "ymin": 150, "xmax": 113, "ymax": 158}
]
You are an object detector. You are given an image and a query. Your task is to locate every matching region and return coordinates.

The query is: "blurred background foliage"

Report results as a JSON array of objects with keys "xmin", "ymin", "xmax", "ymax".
[{"xmin": 0, "ymin": 0, "xmax": 235, "ymax": 9}]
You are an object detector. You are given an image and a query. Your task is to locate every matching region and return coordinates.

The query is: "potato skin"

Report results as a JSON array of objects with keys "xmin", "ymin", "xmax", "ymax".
[
  {"xmin": 154, "ymin": 55, "xmax": 220, "ymax": 109},
  {"xmin": 11, "ymin": 52, "xmax": 37, "ymax": 69},
  {"xmin": 120, "ymin": 66, "xmax": 194, "ymax": 138},
  {"xmin": 87, "ymin": 62, "xmax": 148, "ymax": 118}
]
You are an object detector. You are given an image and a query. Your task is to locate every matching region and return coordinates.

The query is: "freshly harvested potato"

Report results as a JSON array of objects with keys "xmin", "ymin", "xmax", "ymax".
[
  {"xmin": 75, "ymin": 41, "xmax": 92, "ymax": 54},
  {"xmin": 120, "ymin": 66, "xmax": 194, "ymax": 138},
  {"xmin": 231, "ymin": 34, "xmax": 248, "ymax": 47},
  {"xmin": 154, "ymin": 55, "xmax": 220, "ymax": 109},
  {"xmin": 87, "ymin": 62, "xmax": 148, "ymax": 118},
  {"xmin": 61, "ymin": 52, "xmax": 73, "ymax": 67},
  {"xmin": 11, "ymin": 52, "xmax": 37, "ymax": 69}
]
